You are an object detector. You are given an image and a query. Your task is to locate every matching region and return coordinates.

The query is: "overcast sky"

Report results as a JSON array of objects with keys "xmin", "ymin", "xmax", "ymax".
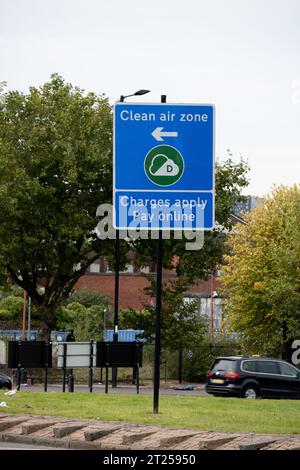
[{"xmin": 1, "ymin": 0, "xmax": 300, "ymax": 196}]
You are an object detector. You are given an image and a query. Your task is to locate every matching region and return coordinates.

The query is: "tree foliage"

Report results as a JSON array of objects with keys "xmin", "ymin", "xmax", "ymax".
[
  {"xmin": 58, "ymin": 294, "xmax": 111, "ymax": 341},
  {"xmin": 132, "ymin": 156, "xmax": 250, "ymax": 283},
  {"xmin": 120, "ymin": 276, "xmax": 206, "ymax": 351},
  {"xmin": 0, "ymin": 295, "xmax": 23, "ymax": 320},
  {"xmin": 222, "ymin": 185, "xmax": 300, "ymax": 357},
  {"xmin": 0, "ymin": 75, "xmax": 119, "ymax": 336},
  {"xmin": 66, "ymin": 289, "xmax": 108, "ymax": 309},
  {"xmin": 0, "ymin": 75, "xmax": 250, "ymax": 340}
]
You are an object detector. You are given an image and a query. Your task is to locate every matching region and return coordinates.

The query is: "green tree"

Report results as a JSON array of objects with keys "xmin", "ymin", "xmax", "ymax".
[
  {"xmin": 0, "ymin": 295, "xmax": 23, "ymax": 320},
  {"xmin": 120, "ymin": 276, "xmax": 206, "ymax": 350},
  {"xmin": 67, "ymin": 289, "xmax": 108, "ymax": 308},
  {"xmin": 120, "ymin": 276, "xmax": 206, "ymax": 382},
  {"xmin": 221, "ymin": 185, "xmax": 300, "ymax": 358},
  {"xmin": 132, "ymin": 156, "xmax": 249, "ymax": 283},
  {"xmin": 0, "ymin": 285, "xmax": 23, "ymax": 301},
  {"xmin": 59, "ymin": 299, "xmax": 110, "ymax": 341},
  {"xmin": 0, "ymin": 75, "xmax": 120, "ymax": 338},
  {"xmin": 180, "ymin": 334, "xmax": 240, "ymax": 382}
]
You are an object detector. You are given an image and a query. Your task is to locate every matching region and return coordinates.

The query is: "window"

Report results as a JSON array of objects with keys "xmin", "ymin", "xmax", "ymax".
[
  {"xmin": 121, "ymin": 264, "xmax": 134, "ymax": 273},
  {"xmin": 279, "ymin": 362, "xmax": 299, "ymax": 377},
  {"xmin": 89, "ymin": 263, "xmax": 100, "ymax": 273},
  {"xmin": 200, "ymin": 298, "xmax": 223, "ymax": 330},
  {"xmin": 257, "ymin": 361, "xmax": 279, "ymax": 375},
  {"xmin": 211, "ymin": 359, "xmax": 236, "ymax": 373},
  {"xmin": 242, "ymin": 361, "xmax": 257, "ymax": 372},
  {"xmin": 140, "ymin": 266, "xmax": 150, "ymax": 273}
]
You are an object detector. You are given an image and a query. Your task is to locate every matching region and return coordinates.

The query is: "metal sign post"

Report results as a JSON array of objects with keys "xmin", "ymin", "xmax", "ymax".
[
  {"xmin": 112, "ymin": 229, "xmax": 120, "ymax": 388},
  {"xmin": 62, "ymin": 343, "xmax": 67, "ymax": 392},
  {"xmin": 154, "ymin": 224, "xmax": 163, "ymax": 412},
  {"xmin": 89, "ymin": 340, "xmax": 94, "ymax": 393},
  {"xmin": 44, "ymin": 342, "xmax": 49, "ymax": 392},
  {"xmin": 153, "ymin": 95, "xmax": 166, "ymax": 413}
]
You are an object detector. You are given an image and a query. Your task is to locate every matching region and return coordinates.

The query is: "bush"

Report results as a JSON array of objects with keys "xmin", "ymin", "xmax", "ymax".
[
  {"xmin": 0, "ymin": 295, "xmax": 24, "ymax": 320},
  {"xmin": 184, "ymin": 335, "xmax": 240, "ymax": 382},
  {"xmin": 59, "ymin": 300, "xmax": 111, "ymax": 341},
  {"xmin": 165, "ymin": 334, "xmax": 240, "ymax": 383},
  {"xmin": 67, "ymin": 290, "xmax": 108, "ymax": 308}
]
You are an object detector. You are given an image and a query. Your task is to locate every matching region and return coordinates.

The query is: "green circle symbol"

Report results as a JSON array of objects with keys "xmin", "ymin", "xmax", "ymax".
[{"xmin": 144, "ymin": 145, "xmax": 184, "ymax": 186}]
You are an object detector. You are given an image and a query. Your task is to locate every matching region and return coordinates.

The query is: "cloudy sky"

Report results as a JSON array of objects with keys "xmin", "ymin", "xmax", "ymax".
[{"xmin": 1, "ymin": 0, "xmax": 300, "ymax": 195}]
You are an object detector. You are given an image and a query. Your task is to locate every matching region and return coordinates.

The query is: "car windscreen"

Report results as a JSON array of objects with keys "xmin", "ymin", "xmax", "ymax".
[{"xmin": 211, "ymin": 359, "xmax": 236, "ymax": 373}]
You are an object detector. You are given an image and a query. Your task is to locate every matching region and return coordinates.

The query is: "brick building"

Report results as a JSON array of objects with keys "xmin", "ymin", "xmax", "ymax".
[
  {"xmin": 76, "ymin": 257, "xmax": 222, "ymax": 331},
  {"xmin": 75, "ymin": 200, "xmax": 259, "ymax": 331}
]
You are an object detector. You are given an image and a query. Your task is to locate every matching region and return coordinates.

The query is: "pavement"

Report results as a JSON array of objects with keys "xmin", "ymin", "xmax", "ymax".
[
  {"xmin": 0, "ymin": 441, "xmax": 64, "ymax": 450},
  {"xmin": 0, "ymin": 412, "xmax": 300, "ymax": 450}
]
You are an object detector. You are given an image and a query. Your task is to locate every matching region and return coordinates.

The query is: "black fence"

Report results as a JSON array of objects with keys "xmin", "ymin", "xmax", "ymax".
[
  {"xmin": 7, "ymin": 340, "xmax": 143, "ymax": 394},
  {"xmin": 8, "ymin": 341, "xmax": 52, "ymax": 391},
  {"xmin": 96, "ymin": 342, "xmax": 143, "ymax": 367},
  {"xmin": 96, "ymin": 342, "xmax": 143, "ymax": 394}
]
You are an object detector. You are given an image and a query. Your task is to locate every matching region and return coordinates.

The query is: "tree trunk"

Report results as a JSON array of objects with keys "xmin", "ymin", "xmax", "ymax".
[
  {"xmin": 282, "ymin": 338, "xmax": 294, "ymax": 363},
  {"xmin": 38, "ymin": 320, "xmax": 52, "ymax": 341},
  {"xmin": 281, "ymin": 321, "xmax": 294, "ymax": 363}
]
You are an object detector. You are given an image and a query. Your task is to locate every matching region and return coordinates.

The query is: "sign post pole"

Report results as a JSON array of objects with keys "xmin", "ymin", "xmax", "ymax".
[
  {"xmin": 154, "ymin": 228, "xmax": 163, "ymax": 413},
  {"xmin": 89, "ymin": 340, "xmax": 94, "ymax": 393},
  {"xmin": 62, "ymin": 343, "xmax": 67, "ymax": 393},
  {"xmin": 44, "ymin": 342, "xmax": 49, "ymax": 392},
  {"xmin": 153, "ymin": 94, "xmax": 166, "ymax": 414},
  {"xmin": 112, "ymin": 229, "xmax": 120, "ymax": 388}
]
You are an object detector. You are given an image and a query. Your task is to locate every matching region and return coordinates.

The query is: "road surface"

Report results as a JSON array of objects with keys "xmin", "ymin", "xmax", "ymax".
[{"xmin": 19, "ymin": 383, "xmax": 208, "ymax": 396}]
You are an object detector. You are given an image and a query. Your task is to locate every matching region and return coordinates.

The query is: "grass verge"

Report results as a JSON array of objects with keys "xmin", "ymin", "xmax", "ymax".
[{"xmin": 1, "ymin": 390, "xmax": 299, "ymax": 435}]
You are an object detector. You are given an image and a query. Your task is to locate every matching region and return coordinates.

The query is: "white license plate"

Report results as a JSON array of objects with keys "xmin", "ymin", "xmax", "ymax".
[{"xmin": 210, "ymin": 378, "xmax": 224, "ymax": 384}]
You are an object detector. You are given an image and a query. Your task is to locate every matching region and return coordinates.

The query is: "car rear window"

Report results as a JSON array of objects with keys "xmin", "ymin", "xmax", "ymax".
[
  {"xmin": 211, "ymin": 359, "xmax": 236, "ymax": 373},
  {"xmin": 257, "ymin": 360, "xmax": 279, "ymax": 374}
]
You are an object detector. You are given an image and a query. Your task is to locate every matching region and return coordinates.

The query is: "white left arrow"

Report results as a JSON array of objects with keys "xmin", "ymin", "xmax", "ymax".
[{"xmin": 151, "ymin": 127, "xmax": 178, "ymax": 141}]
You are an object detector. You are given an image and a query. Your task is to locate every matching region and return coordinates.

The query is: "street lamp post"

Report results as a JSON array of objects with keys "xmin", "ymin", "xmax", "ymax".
[
  {"xmin": 111, "ymin": 89, "xmax": 150, "ymax": 388},
  {"xmin": 103, "ymin": 308, "xmax": 107, "ymax": 341},
  {"xmin": 27, "ymin": 296, "xmax": 31, "ymax": 341},
  {"xmin": 22, "ymin": 290, "xmax": 27, "ymax": 340}
]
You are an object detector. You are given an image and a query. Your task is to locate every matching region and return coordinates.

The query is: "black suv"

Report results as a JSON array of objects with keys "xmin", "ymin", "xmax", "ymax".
[
  {"xmin": 205, "ymin": 356, "xmax": 300, "ymax": 399},
  {"xmin": 0, "ymin": 371, "xmax": 12, "ymax": 390}
]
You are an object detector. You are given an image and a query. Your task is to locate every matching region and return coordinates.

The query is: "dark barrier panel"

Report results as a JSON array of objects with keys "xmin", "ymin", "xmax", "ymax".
[
  {"xmin": 8, "ymin": 341, "xmax": 52, "ymax": 368},
  {"xmin": 7, "ymin": 341, "xmax": 17, "ymax": 369},
  {"xmin": 96, "ymin": 342, "xmax": 143, "ymax": 394},
  {"xmin": 96, "ymin": 342, "xmax": 143, "ymax": 367}
]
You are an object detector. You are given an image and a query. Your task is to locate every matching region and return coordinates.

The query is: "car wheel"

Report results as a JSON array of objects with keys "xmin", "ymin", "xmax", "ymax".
[
  {"xmin": 1, "ymin": 383, "xmax": 11, "ymax": 390},
  {"xmin": 242, "ymin": 385, "xmax": 259, "ymax": 399}
]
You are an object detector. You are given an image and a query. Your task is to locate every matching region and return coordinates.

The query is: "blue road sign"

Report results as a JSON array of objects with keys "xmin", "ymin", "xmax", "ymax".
[{"xmin": 113, "ymin": 103, "xmax": 215, "ymax": 230}]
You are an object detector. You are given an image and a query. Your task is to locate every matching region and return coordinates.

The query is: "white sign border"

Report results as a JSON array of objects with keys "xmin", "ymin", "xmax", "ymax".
[{"xmin": 113, "ymin": 102, "xmax": 215, "ymax": 231}]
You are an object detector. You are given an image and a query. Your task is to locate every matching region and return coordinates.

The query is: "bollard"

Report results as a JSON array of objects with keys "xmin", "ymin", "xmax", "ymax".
[{"xmin": 68, "ymin": 372, "xmax": 74, "ymax": 392}]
